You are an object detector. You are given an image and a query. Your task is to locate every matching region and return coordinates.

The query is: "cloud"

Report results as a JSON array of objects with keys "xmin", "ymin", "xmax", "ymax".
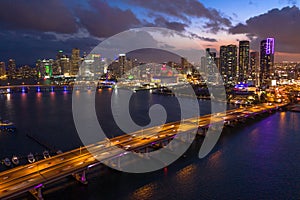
[
  {"xmin": 154, "ymin": 16, "xmax": 187, "ymax": 32},
  {"xmin": 124, "ymin": 0, "xmax": 231, "ymax": 33},
  {"xmin": 91, "ymin": 30, "xmax": 159, "ymax": 59},
  {"xmin": 75, "ymin": 0, "xmax": 142, "ymax": 38},
  {"xmin": 0, "ymin": 0, "xmax": 77, "ymax": 33},
  {"xmin": 286, "ymin": 0, "xmax": 297, "ymax": 5},
  {"xmin": 229, "ymin": 6, "xmax": 300, "ymax": 53},
  {"xmin": 189, "ymin": 33, "xmax": 218, "ymax": 42}
]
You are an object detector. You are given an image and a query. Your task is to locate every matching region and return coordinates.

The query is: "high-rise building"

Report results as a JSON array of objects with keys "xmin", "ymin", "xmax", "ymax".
[
  {"xmin": 201, "ymin": 48, "xmax": 217, "ymax": 82},
  {"xmin": 260, "ymin": 38, "xmax": 275, "ymax": 85},
  {"xmin": 238, "ymin": 40, "xmax": 250, "ymax": 82},
  {"xmin": 19, "ymin": 65, "xmax": 33, "ymax": 79},
  {"xmin": 7, "ymin": 59, "xmax": 17, "ymax": 79},
  {"xmin": 220, "ymin": 45, "xmax": 238, "ymax": 84},
  {"xmin": 118, "ymin": 54, "xmax": 126, "ymax": 77},
  {"xmin": 250, "ymin": 51, "xmax": 259, "ymax": 86},
  {"xmin": 181, "ymin": 57, "xmax": 189, "ymax": 70},
  {"xmin": 60, "ymin": 56, "xmax": 70, "ymax": 76},
  {"xmin": 200, "ymin": 56, "xmax": 207, "ymax": 74},
  {"xmin": 71, "ymin": 48, "xmax": 81, "ymax": 76},
  {"xmin": 80, "ymin": 54, "xmax": 102, "ymax": 77},
  {"xmin": 36, "ymin": 59, "xmax": 54, "ymax": 78},
  {"xmin": 220, "ymin": 46, "xmax": 227, "ymax": 82},
  {"xmin": 91, "ymin": 54, "xmax": 101, "ymax": 76},
  {"xmin": 0, "ymin": 62, "xmax": 6, "ymax": 77},
  {"xmin": 56, "ymin": 50, "xmax": 64, "ymax": 60}
]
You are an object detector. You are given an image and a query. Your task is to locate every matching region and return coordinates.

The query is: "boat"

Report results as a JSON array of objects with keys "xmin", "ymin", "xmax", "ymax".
[
  {"xmin": 43, "ymin": 150, "xmax": 51, "ymax": 159},
  {"xmin": 11, "ymin": 156, "xmax": 19, "ymax": 165},
  {"xmin": 3, "ymin": 158, "xmax": 11, "ymax": 167},
  {"xmin": 27, "ymin": 153, "xmax": 35, "ymax": 163},
  {"xmin": 0, "ymin": 119, "xmax": 16, "ymax": 132}
]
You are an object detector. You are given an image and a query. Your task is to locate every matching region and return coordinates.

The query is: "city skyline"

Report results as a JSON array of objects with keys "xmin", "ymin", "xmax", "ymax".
[
  {"xmin": 1, "ymin": 1, "xmax": 300, "ymax": 199},
  {"xmin": 1, "ymin": 1, "xmax": 300, "ymax": 65}
]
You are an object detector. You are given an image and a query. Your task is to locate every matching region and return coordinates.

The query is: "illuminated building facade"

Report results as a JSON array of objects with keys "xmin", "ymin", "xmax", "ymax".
[
  {"xmin": 0, "ymin": 62, "xmax": 6, "ymax": 78},
  {"xmin": 220, "ymin": 45, "xmax": 237, "ymax": 84},
  {"xmin": 250, "ymin": 51, "xmax": 259, "ymax": 86},
  {"xmin": 238, "ymin": 40, "xmax": 250, "ymax": 82},
  {"xmin": 80, "ymin": 54, "xmax": 101, "ymax": 77},
  {"xmin": 71, "ymin": 48, "xmax": 81, "ymax": 76},
  {"xmin": 118, "ymin": 54, "xmax": 126, "ymax": 77},
  {"xmin": 7, "ymin": 59, "xmax": 17, "ymax": 79},
  {"xmin": 200, "ymin": 48, "xmax": 217, "ymax": 82},
  {"xmin": 36, "ymin": 59, "xmax": 53, "ymax": 78},
  {"xmin": 260, "ymin": 38, "xmax": 275, "ymax": 85}
]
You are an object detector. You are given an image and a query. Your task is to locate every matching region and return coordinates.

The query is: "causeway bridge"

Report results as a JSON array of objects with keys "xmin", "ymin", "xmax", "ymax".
[{"xmin": 0, "ymin": 102, "xmax": 288, "ymax": 200}]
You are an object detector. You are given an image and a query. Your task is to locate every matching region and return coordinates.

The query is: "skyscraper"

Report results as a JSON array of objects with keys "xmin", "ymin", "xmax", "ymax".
[
  {"xmin": 206, "ymin": 48, "xmax": 217, "ymax": 73},
  {"xmin": 201, "ymin": 48, "xmax": 217, "ymax": 82},
  {"xmin": 118, "ymin": 54, "xmax": 126, "ymax": 77},
  {"xmin": 220, "ymin": 45, "xmax": 237, "ymax": 84},
  {"xmin": 0, "ymin": 62, "xmax": 6, "ymax": 77},
  {"xmin": 7, "ymin": 59, "xmax": 16, "ymax": 79},
  {"xmin": 220, "ymin": 46, "xmax": 227, "ymax": 82},
  {"xmin": 238, "ymin": 40, "xmax": 250, "ymax": 82},
  {"xmin": 36, "ymin": 59, "xmax": 54, "ymax": 78},
  {"xmin": 56, "ymin": 50, "xmax": 64, "ymax": 60},
  {"xmin": 260, "ymin": 38, "xmax": 275, "ymax": 85},
  {"xmin": 71, "ymin": 48, "xmax": 81, "ymax": 76},
  {"xmin": 61, "ymin": 56, "xmax": 70, "ymax": 76},
  {"xmin": 250, "ymin": 51, "xmax": 259, "ymax": 86}
]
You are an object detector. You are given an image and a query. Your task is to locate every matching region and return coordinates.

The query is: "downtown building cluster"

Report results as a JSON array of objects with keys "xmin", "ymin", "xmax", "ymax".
[
  {"xmin": 0, "ymin": 48, "xmax": 105, "ymax": 80},
  {"xmin": 201, "ymin": 38, "xmax": 276, "ymax": 86},
  {"xmin": 1, "ymin": 38, "xmax": 300, "ymax": 87}
]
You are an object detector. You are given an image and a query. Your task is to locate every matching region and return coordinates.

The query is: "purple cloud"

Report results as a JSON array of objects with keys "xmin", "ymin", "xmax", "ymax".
[
  {"xmin": 0, "ymin": 0, "xmax": 77, "ymax": 33},
  {"xmin": 124, "ymin": 0, "xmax": 232, "ymax": 32},
  {"xmin": 154, "ymin": 16, "xmax": 187, "ymax": 32},
  {"xmin": 75, "ymin": 0, "xmax": 141, "ymax": 38}
]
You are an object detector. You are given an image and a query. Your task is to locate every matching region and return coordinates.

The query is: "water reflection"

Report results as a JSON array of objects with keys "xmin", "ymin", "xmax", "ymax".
[
  {"xmin": 175, "ymin": 164, "xmax": 197, "ymax": 184},
  {"xmin": 50, "ymin": 91, "xmax": 55, "ymax": 100},
  {"xmin": 36, "ymin": 92, "xmax": 42, "ymax": 100},
  {"xmin": 207, "ymin": 150, "xmax": 222, "ymax": 169},
  {"xmin": 6, "ymin": 93, "xmax": 11, "ymax": 101},
  {"xmin": 131, "ymin": 183, "xmax": 157, "ymax": 200},
  {"xmin": 249, "ymin": 127, "xmax": 260, "ymax": 144}
]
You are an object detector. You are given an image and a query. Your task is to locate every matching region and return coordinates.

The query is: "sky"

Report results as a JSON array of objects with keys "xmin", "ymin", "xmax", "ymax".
[{"xmin": 0, "ymin": 0, "xmax": 300, "ymax": 66}]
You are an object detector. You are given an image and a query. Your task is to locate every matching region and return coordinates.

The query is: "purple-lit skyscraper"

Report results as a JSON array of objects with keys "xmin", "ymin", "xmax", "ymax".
[{"xmin": 260, "ymin": 38, "xmax": 275, "ymax": 85}]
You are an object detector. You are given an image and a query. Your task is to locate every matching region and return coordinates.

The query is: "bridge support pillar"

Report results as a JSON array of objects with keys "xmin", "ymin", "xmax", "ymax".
[
  {"xmin": 118, "ymin": 156, "xmax": 121, "ymax": 169},
  {"xmin": 145, "ymin": 147, "xmax": 150, "ymax": 159},
  {"xmin": 168, "ymin": 139, "xmax": 173, "ymax": 151},
  {"xmin": 73, "ymin": 170, "xmax": 88, "ymax": 185},
  {"xmin": 29, "ymin": 187, "xmax": 44, "ymax": 200},
  {"xmin": 198, "ymin": 127, "xmax": 207, "ymax": 136}
]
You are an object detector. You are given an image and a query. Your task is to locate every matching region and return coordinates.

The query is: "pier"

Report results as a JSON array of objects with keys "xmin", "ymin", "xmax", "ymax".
[{"xmin": 26, "ymin": 133, "xmax": 57, "ymax": 153}]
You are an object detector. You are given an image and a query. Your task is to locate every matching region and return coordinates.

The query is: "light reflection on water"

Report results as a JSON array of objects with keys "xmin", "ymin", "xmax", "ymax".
[{"xmin": 130, "ymin": 183, "xmax": 157, "ymax": 200}]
